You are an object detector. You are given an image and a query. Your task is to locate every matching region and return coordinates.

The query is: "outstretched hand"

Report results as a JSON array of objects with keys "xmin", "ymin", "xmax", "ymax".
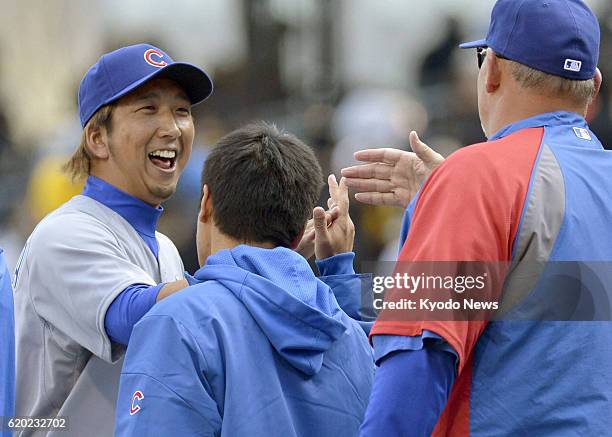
[{"xmin": 340, "ymin": 131, "xmax": 444, "ymax": 208}]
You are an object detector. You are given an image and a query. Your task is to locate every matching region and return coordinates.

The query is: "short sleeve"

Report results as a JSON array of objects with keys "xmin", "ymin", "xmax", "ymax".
[
  {"xmin": 371, "ymin": 131, "xmax": 542, "ymax": 370},
  {"xmin": 372, "ymin": 332, "xmax": 458, "ymax": 367},
  {"xmin": 18, "ymin": 212, "xmax": 157, "ymax": 362}
]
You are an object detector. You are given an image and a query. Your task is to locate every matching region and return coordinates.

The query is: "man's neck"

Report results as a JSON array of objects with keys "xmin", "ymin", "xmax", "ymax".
[
  {"xmin": 210, "ymin": 231, "xmax": 275, "ymax": 256},
  {"xmin": 485, "ymin": 90, "xmax": 586, "ymax": 138},
  {"xmin": 89, "ymin": 168, "xmax": 161, "ymax": 208},
  {"xmin": 82, "ymin": 175, "xmax": 162, "ymax": 258}
]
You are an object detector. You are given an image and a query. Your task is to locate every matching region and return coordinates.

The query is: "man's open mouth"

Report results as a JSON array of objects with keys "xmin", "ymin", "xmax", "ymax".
[{"xmin": 148, "ymin": 149, "xmax": 177, "ymax": 171}]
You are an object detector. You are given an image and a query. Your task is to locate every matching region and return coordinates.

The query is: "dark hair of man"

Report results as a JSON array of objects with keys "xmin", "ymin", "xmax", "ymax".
[{"xmin": 202, "ymin": 121, "xmax": 323, "ymax": 247}]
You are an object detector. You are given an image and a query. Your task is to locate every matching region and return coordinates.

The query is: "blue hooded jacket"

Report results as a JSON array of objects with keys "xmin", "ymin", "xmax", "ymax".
[{"xmin": 115, "ymin": 245, "xmax": 374, "ymax": 436}]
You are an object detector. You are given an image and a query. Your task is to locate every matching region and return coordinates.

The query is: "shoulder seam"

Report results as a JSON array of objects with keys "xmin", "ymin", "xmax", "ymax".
[
  {"xmin": 120, "ymin": 371, "xmax": 217, "ymax": 423},
  {"xmin": 138, "ymin": 313, "xmax": 212, "ymax": 373}
]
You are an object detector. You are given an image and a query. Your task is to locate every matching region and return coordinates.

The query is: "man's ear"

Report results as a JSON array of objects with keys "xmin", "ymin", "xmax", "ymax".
[
  {"xmin": 585, "ymin": 67, "xmax": 604, "ymax": 119},
  {"xmin": 593, "ymin": 67, "xmax": 603, "ymax": 100},
  {"xmin": 85, "ymin": 125, "xmax": 110, "ymax": 159},
  {"xmin": 199, "ymin": 184, "xmax": 213, "ymax": 224},
  {"xmin": 485, "ymin": 49, "xmax": 503, "ymax": 94},
  {"xmin": 289, "ymin": 228, "xmax": 306, "ymax": 250}
]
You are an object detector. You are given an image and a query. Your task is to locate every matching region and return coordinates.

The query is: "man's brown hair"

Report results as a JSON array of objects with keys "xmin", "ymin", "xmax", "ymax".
[
  {"xmin": 63, "ymin": 104, "xmax": 114, "ymax": 181},
  {"xmin": 202, "ymin": 121, "xmax": 323, "ymax": 247}
]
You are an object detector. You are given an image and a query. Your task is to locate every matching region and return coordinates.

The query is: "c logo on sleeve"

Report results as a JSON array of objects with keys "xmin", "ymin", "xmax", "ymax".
[
  {"xmin": 144, "ymin": 49, "xmax": 168, "ymax": 68},
  {"xmin": 130, "ymin": 390, "xmax": 144, "ymax": 415}
]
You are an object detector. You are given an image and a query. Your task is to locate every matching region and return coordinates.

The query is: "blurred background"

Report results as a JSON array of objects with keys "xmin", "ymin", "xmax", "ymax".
[{"xmin": 0, "ymin": 0, "xmax": 610, "ymax": 274}]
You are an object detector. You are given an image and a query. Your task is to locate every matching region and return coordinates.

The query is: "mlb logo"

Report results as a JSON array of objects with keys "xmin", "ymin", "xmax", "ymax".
[
  {"xmin": 573, "ymin": 127, "xmax": 591, "ymax": 141},
  {"xmin": 564, "ymin": 59, "xmax": 582, "ymax": 72}
]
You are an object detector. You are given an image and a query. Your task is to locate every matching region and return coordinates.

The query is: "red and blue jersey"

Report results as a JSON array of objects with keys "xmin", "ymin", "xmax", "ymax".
[{"xmin": 371, "ymin": 111, "xmax": 612, "ymax": 436}]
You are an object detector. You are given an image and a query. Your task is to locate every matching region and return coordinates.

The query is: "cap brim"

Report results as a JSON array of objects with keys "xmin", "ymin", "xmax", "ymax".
[
  {"xmin": 100, "ymin": 62, "xmax": 213, "ymax": 109},
  {"xmin": 154, "ymin": 63, "xmax": 214, "ymax": 105},
  {"xmin": 459, "ymin": 38, "xmax": 488, "ymax": 49}
]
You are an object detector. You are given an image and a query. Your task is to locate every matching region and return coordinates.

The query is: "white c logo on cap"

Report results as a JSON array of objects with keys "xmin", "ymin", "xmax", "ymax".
[{"xmin": 144, "ymin": 49, "xmax": 168, "ymax": 68}]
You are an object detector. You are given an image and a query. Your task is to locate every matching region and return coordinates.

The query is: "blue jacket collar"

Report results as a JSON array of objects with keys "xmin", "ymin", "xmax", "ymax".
[
  {"xmin": 82, "ymin": 176, "xmax": 162, "ymax": 238},
  {"xmin": 489, "ymin": 111, "xmax": 588, "ymax": 141}
]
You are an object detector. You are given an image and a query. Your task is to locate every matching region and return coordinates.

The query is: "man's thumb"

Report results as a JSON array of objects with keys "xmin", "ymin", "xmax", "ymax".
[
  {"xmin": 313, "ymin": 207, "xmax": 328, "ymax": 233},
  {"xmin": 410, "ymin": 131, "xmax": 439, "ymax": 165}
]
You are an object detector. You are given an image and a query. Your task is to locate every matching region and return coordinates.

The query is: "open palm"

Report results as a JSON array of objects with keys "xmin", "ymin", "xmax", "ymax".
[{"xmin": 341, "ymin": 131, "xmax": 444, "ymax": 208}]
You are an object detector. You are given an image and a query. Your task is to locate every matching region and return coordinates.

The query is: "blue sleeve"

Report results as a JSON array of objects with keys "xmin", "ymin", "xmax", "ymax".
[
  {"xmin": 316, "ymin": 252, "xmax": 357, "ymax": 276},
  {"xmin": 184, "ymin": 271, "xmax": 200, "ymax": 286},
  {"xmin": 398, "ymin": 194, "xmax": 419, "ymax": 254},
  {"xmin": 115, "ymin": 314, "xmax": 221, "ymax": 437},
  {"xmin": 104, "ymin": 283, "xmax": 163, "ymax": 345},
  {"xmin": 316, "ymin": 252, "xmax": 376, "ymax": 334},
  {"xmin": 372, "ymin": 331, "xmax": 458, "ymax": 366},
  {"xmin": 0, "ymin": 249, "xmax": 15, "ymax": 433},
  {"xmin": 359, "ymin": 347, "xmax": 456, "ymax": 437}
]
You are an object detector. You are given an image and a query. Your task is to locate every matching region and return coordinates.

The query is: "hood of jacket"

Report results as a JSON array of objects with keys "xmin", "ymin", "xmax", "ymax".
[{"xmin": 193, "ymin": 245, "xmax": 349, "ymax": 376}]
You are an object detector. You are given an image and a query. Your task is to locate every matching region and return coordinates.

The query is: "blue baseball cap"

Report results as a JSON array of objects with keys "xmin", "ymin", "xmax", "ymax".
[
  {"xmin": 78, "ymin": 43, "xmax": 213, "ymax": 127},
  {"xmin": 460, "ymin": 0, "xmax": 600, "ymax": 80}
]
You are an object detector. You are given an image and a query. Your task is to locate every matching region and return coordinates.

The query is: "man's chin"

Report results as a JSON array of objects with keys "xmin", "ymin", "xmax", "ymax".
[{"xmin": 151, "ymin": 184, "xmax": 177, "ymax": 204}]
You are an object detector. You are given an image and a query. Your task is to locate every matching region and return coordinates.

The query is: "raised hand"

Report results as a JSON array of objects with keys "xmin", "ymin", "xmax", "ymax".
[
  {"xmin": 340, "ymin": 131, "xmax": 444, "ymax": 208},
  {"xmin": 313, "ymin": 174, "xmax": 355, "ymax": 260},
  {"xmin": 295, "ymin": 205, "xmax": 339, "ymax": 260}
]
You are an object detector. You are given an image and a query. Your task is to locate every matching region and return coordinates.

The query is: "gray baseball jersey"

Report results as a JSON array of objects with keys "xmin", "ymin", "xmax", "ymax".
[{"xmin": 13, "ymin": 195, "xmax": 184, "ymax": 436}]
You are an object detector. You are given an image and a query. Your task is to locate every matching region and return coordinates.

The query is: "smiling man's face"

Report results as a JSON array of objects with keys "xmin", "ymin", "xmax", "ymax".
[{"xmin": 101, "ymin": 78, "xmax": 194, "ymax": 206}]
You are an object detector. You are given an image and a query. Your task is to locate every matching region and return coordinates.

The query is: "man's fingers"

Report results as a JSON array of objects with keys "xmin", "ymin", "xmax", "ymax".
[
  {"xmin": 341, "ymin": 162, "xmax": 394, "ymax": 180},
  {"xmin": 328, "ymin": 174, "xmax": 348, "ymax": 212},
  {"xmin": 343, "ymin": 178, "xmax": 394, "ymax": 193},
  {"xmin": 334, "ymin": 176, "xmax": 351, "ymax": 213},
  {"xmin": 313, "ymin": 207, "xmax": 328, "ymax": 233},
  {"xmin": 303, "ymin": 229, "xmax": 315, "ymax": 241},
  {"xmin": 409, "ymin": 131, "xmax": 443, "ymax": 166},
  {"xmin": 321, "ymin": 203, "xmax": 340, "ymax": 224},
  {"xmin": 327, "ymin": 174, "xmax": 339, "ymax": 201},
  {"xmin": 408, "ymin": 131, "xmax": 428, "ymax": 156},
  {"xmin": 313, "ymin": 206, "xmax": 333, "ymax": 259},
  {"xmin": 294, "ymin": 225, "xmax": 315, "ymax": 259},
  {"xmin": 354, "ymin": 192, "xmax": 400, "ymax": 207},
  {"xmin": 327, "ymin": 206, "xmax": 340, "ymax": 223},
  {"xmin": 304, "ymin": 218, "xmax": 314, "ymax": 232},
  {"xmin": 352, "ymin": 148, "xmax": 404, "ymax": 165}
]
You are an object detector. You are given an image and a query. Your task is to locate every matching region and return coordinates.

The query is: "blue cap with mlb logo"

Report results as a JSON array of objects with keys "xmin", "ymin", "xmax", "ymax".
[
  {"xmin": 460, "ymin": 0, "xmax": 600, "ymax": 80},
  {"xmin": 78, "ymin": 43, "xmax": 213, "ymax": 127}
]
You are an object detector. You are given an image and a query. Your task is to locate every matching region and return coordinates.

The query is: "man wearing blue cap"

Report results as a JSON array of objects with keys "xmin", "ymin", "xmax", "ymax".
[
  {"xmin": 12, "ymin": 43, "xmax": 363, "ymax": 437},
  {"xmin": 12, "ymin": 44, "xmax": 214, "ymax": 436},
  {"xmin": 350, "ymin": 0, "xmax": 612, "ymax": 435}
]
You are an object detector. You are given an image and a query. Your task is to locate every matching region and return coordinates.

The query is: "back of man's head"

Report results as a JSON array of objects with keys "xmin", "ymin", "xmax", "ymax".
[
  {"xmin": 506, "ymin": 58, "xmax": 596, "ymax": 107},
  {"xmin": 461, "ymin": 0, "xmax": 600, "ymax": 106},
  {"xmin": 202, "ymin": 122, "xmax": 323, "ymax": 248}
]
